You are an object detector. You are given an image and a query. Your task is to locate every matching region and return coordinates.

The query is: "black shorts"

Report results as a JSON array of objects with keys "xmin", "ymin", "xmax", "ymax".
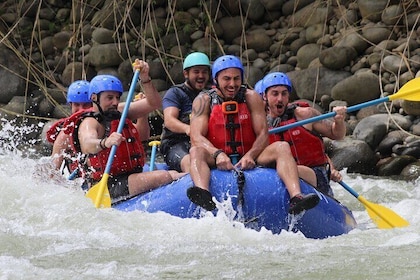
[
  {"xmin": 85, "ymin": 172, "xmax": 133, "ymax": 204},
  {"xmin": 108, "ymin": 174, "xmax": 130, "ymax": 201},
  {"xmin": 161, "ymin": 140, "xmax": 190, "ymax": 172}
]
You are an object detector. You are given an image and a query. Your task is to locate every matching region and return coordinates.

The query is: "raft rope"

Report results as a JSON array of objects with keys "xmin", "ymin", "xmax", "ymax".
[{"xmin": 235, "ymin": 169, "xmax": 245, "ymax": 207}]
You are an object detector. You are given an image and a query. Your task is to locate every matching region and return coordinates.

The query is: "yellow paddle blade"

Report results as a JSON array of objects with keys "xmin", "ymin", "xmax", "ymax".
[
  {"xmin": 358, "ymin": 196, "xmax": 409, "ymax": 229},
  {"xmin": 390, "ymin": 77, "xmax": 420, "ymax": 101},
  {"xmin": 85, "ymin": 173, "xmax": 111, "ymax": 208}
]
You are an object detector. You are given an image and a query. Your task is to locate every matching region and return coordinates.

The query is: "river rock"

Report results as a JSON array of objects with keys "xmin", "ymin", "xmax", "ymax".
[
  {"xmin": 86, "ymin": 43, "xmax": 129, "ymax": 69},
  {"xmin": 0, "ymin": 47, "xmax": 27, "ymax": 104},
  {"xmin": 377, "ymin": 155, "xmax": 417, "ymax": 177},
  {"xmin": 319, "ymin": 46, "xmax": 358, "ymax": 70},
  {"xmin": 331, "ymin": 72, "xmax": 381, "ymax": 106},
  {"xmin": 352, "ymin": 114, "xmax": 389, "ymax": 150},
  {"xmin": 358, "ymin": 0, "xmax": 388, "ymax": 22},
  {"xmin": 287, "ymin": 67, "xmax": 351, "ymax": 102},
  {"xmin": 400, "ymin": 161, "xmax": 420, "ymax": 180},
  {"xmin": 327, "ymin": 138, "xmax": 377, "ymax": 175},
  {"xmin": 376, "ymin": 130, "xmax": 407, "ymax": 157}
]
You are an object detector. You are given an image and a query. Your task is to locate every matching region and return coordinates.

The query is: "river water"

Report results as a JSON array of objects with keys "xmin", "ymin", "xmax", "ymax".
[{"xmin": 0, "ymin": 128, "xmax": 419, "ymax": 279}]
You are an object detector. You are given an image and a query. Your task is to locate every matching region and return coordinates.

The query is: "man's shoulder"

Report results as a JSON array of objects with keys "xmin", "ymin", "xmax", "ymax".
[{"xmin": 164, "ymin": 84, "xmax": 188, "ymax": 99}]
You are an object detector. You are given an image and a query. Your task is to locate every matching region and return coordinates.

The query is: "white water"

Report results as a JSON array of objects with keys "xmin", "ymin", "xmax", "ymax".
[{"xmin": 1, "ymin": 149, "xmax": 419, "ymax": 279}]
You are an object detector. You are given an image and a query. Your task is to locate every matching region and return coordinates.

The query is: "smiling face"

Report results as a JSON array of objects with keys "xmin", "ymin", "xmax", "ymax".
[
  {"xmin": 215, "ymin": 68, "xmax": 242, "ymax": 100},
  {"xmin": 265, "ymin": 85, "xmax": 290, "ymax": 118},
  {"xmin": 184, "ymin": 65, "xmax": 210, "ymax": 92}
]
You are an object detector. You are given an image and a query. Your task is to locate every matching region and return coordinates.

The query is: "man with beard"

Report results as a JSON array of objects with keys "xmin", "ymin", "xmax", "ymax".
[
  {"xmin": 186, "ymin": 55, "xmax": 319, "ymax": 214},
  {"xmin": 262, "ymin": 72, "xmax": 346, "ymax": 196},
  {"xmin": 76, "ymin": 59, "xmax": 185, "ymax": 203},
  {"xmin": 161, "ymin": 52, "xmax": 211, "ymax": 172}
]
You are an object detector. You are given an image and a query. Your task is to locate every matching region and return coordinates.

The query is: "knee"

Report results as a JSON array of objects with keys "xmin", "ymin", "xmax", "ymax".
[
  {"xmin": 274, "ymin": 141, "xmax": 292, "ymax": 154},
  {"xmin": 189, "ymin": 146, "xmax": 207, "ymax": 158}
]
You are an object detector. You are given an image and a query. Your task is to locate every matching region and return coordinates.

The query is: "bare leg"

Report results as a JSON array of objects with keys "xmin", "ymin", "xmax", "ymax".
[
  {"xmin": 257, "ymin": 141, "xmax": 319, "ymax": 214},
  {"xmin": 128, "ymin": 170, "xmax": 186, "ymax": 196},
  {"xmin": 180, "ymin": 154, "xmax": 191, "ymax": 173},
  {"xmin": 187, "ymin": 146, "xmax": 217, "ymax": 211},
  {"xmin": 257, "ymin": 141, "xmax": 302, "ymax": 197},
  {"xmin": 297, "ymin": 165, "xmax": 317, "ymax": 187},
  {"xmin": 189, "ymin": 146, "xmax": 213, "ymax": 191}
]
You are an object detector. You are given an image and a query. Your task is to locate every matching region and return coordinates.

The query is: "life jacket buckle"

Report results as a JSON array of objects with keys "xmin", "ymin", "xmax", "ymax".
[{"xmin": 222, "ymin": 101, "xmax": 239, "ymax": 115}]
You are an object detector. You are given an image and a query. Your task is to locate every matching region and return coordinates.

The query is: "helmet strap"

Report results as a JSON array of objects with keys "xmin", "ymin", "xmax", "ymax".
[{"xmin": 92, "ymin": 94, "xmax": 105, "ymax": 116}]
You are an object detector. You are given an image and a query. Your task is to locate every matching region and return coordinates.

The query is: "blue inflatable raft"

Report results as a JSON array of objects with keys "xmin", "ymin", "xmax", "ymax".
[{"xmin": 113, "ymin": 166, "xmax": 357, "ymax": 239}]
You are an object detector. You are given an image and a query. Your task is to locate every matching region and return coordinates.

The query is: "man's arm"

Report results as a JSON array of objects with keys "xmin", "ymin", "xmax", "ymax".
[
  {"xmin": 78, "ymin": 117, "xmax": 105, "ymax": 154},
  {"xmin": 190, "ymin": 93, "xmax": 217, "ymax": 154},
  {"xmin": 51, "ymin": 131, "xmax": 69, "ymax": 169},
  {"xmin": 119, "ymin": 59, "xmax": 162, "ymax": 120},
  {"xmin": 302, "ymin": 106, "xmax": 346, "ymax": 140},
  {"xmin": 163, "ymin": 107, "xmax": 190, "ymax": 135}
]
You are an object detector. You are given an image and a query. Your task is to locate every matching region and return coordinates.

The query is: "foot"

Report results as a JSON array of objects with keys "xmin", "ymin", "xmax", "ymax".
[
  {"xmin": 288, "ymin": 193, "xmax": 319, "ymax": 214},
  {"xmin": 187, "ymin": 186, "xmax": 216, "ymax": 211}
]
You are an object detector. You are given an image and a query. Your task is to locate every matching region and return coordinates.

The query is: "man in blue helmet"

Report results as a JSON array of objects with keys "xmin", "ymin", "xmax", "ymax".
[
  {"xmin": 187, "ymin": 55, "xmax": 319, "ymax": 214},
  {"xmin": 161, "ymin": 52, "xmax": 211, "ymax": 172},
  {"xmin": 262, "ymin": 72, "xmax": 346, "ymax": 196},
  {"xmin": 254, "ymin": 79, "xmax": 263, "ymax": 97},
  {"xmin": 76, "ymin": 59, "xmax": 186, "ymax": 203},
  {"xmin": 48, "ymin": 80, "xmax": 92, "ymax": 171}
]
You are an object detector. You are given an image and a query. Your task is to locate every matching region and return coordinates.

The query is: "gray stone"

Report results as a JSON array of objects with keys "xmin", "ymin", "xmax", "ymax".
[
  {"xmin": 329, "ymin": 138, "xmax": 377, "ymax": 175},
  {"xmin": 358, "ymin": 0, "xmax": 388, "ymax": 22},
  {"xmin": 377, "ymin": 155, "xmax": 417, "ymax": 176},
  {"xmin": 352, "ymin": 114, "xmax": 389, "ymax": 150},
  {"xmin": 86, "ymin": 43, "xmax": 128, "ymax": 68},
  {"xmin": 331, "ymin": 72, "xmax": 381, "ymax": 106},
  {"xmin": 319, "ymin": 46, "xmax": 357, "ymax": 70},
  {"xmin": 296, "ymin": 44, "xmax": 322, "ymax": 69}
]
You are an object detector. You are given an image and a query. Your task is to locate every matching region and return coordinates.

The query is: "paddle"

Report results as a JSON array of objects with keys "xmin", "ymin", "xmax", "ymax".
[
  {"xmin": 339, "ymin": 181, "xmax": 409, "ymax": 229},
  {"xmin": 85, "ymin": 69, "xmax": 140, "ymax": 208},
  {"xmin": 68, "ymin": 168, "xmax": 78, "ymax": 180},
  {"xmin": 148, "ymin": 140, "xmax": 160, "ymax": 171},
  {"xmin": 269, "ymin": 77, "xmax": 420, "ymax": 134}
]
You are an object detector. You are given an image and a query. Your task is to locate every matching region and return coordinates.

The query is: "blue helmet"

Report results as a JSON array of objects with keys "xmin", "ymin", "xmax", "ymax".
[
  {"xmin": 88, "ymin": 75, "xmax": 123, "ymax": 99},
  {"xmin": 212, "ymin": 55, "xmax": 244, "ymax": 81},
  {"xmin": 254, "ymin": 80, "xmax": 263, "ymax": 97},
  {"xmin": 262, "ymin": 72, "xmax": 292, "ymax": 93},
  {"xmin": 67, "ymin": 80, "xmax": 91, "ymax": 103}
]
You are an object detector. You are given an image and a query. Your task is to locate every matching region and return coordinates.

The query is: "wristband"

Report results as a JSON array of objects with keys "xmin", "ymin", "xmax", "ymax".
[
  {"xmin": 212, "ymin": 149, "xmax": 224, "ymax": 160},
  {"xmin": 100, "ymin": 137, "xmax": 107, "ymax": 149}
]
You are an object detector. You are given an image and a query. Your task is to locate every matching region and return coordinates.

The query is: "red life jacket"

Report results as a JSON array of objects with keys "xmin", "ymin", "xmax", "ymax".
[
  {"xmin": 70, "ymin": 111, "xmax": 146, "ymax": 181},
  {"xmin": 46, "ymin": 119, "xmax": 65, "ymax": 143},
  {"xmin": 269, "ymin": 103, "xmax": 328, "ymax": 167},
  {"xmin": 206, "ymin": 88, "xmax": 256, "ymax": 156},
  {"xmin": 46, "ymin": 109, "xmax": 94, "ymax": 176},
  {"xmin": 46, "ymin": 109, "xmax": 93, "ymax": 143}
]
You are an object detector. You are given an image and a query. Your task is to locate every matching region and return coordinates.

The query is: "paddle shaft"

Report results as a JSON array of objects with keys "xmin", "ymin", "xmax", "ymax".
[
  {"xmin": 147, "ymin": 140, "xmax": 161, "ymax": 171},
  {"xmin": 68, "ymin": 168, "xmax": 79, "ymax": 180},
  {"xmin": 149, "ymin": 144, "xmax": 157, "ymax": 171},
  {"xmin": 269, "ymin": 96, "xmax": 390, "ymax": 134},
  {"xmin": 270, "ymin": 78, "xmax": 420, "ymax": 134},
  {"xmin": 102, "ymin": 70, "xmax": 140, "ymax": 175},
  {"xmin": 338, "ymin": 181, "xmax": 361, "ymax": 198}
]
